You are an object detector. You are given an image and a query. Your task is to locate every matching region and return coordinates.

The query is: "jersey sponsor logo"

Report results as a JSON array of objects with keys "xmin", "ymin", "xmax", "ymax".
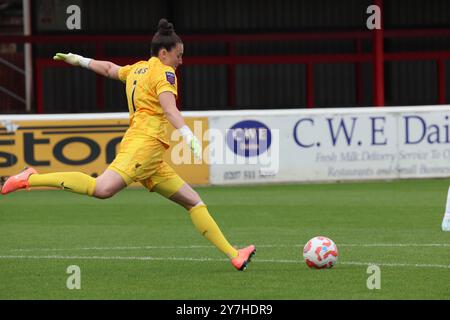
[
  {"xmin": 226, "ymin": 120, "xmax": 272, "ymax": 157},
  {"xmin": 165, "ymin": 71, "xmax": 176, "ymax": 85}
]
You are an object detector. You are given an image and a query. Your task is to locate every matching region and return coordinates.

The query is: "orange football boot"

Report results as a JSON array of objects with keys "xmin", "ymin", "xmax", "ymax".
[
  {"xmin": 1, "ymin": 167, "xmax": 38, "ymax": 195},
  {"xmin": 231, "ymin": 245, "xmax": 256, "ymax": 271}
]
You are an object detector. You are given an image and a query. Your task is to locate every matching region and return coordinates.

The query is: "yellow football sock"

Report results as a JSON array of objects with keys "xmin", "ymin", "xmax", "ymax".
[
  {"xmin": 189, "ymin": 204, "xmax": 238, "ymax": 259},
  {"xmin": 28, "ymin": 172, "xmax": 96, "ymax": 196}
]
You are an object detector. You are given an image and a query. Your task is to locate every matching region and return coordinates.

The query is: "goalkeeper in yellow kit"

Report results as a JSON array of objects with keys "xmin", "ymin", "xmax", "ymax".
[{"xmin": 1, "ymin": 19, "xmax": 255, "ymax": 271}]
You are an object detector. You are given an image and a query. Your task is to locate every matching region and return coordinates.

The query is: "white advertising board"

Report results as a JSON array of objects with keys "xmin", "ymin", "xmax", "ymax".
[{"xmin": 208, "ymin": 106, "xmax": 450, "ymax": 185}]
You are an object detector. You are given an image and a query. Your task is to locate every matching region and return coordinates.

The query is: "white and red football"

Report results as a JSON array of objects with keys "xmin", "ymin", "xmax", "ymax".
[{"xmin": 303, "ymin": 236, "xmax": 339, "ymax": 269}]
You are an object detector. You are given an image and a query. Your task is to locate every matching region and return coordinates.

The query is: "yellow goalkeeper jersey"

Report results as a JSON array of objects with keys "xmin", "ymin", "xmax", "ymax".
[{"xmin": 118, "ymin": 57, "xmax": 178, "ymax": 148}]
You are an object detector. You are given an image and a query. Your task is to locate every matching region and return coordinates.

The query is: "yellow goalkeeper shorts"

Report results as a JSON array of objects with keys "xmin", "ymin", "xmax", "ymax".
[{"xmin": 108, "ymin": 130, "xmax": 185, "ymax": 198}]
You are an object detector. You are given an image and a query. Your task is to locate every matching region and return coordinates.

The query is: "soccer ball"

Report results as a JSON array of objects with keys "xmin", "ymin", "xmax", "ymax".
[{"xmin": 303, "ymin": 236, "xmax": 339, "ymax": 269}]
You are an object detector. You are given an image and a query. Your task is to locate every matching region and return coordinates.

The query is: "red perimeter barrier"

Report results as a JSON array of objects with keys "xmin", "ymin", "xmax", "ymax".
[{"xmin": 1, "ymin": 28, "xmax": 450, "ymax": 113}]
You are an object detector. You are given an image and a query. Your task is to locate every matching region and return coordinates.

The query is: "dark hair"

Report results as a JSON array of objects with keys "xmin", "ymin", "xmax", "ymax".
[{"xmin": 151, "ymin": 18, "xmax": 182, "ymax": 56}]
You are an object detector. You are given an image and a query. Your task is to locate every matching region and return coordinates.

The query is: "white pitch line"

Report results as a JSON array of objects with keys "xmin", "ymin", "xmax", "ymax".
[
  {"xmin": 0, "ymin": 254, "xmax": 449, "ymax": 269},
  {"xmin": 5, "ymin": 245, "xmax": 214, "ymax": 252},
  {"xmin": 338, "ymin": 243, "xmax": 450, "ymax": 247},
  {"xmin": 0, "ymin": 255, "xmax": 223, "ymax": 262},
  {"xmin": 258, "ymin": 259, "xmax": 450, "ymax": 269},
  {"xmin": 338, "ymin": 261, "xmax": 450, "ymax": 269},
  {"xmin": 3, "ymin": 243, "xmax": 450, "ymax": 253}
]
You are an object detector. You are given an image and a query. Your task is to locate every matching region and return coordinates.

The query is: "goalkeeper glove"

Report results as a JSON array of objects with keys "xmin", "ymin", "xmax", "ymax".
[
  {"xmin": 53, "ymin": 53, "xmax": 92, "ymax": 69},
  {"xmin": 179, "ymin": 125, "xmax": 202, "ymax": 161}
]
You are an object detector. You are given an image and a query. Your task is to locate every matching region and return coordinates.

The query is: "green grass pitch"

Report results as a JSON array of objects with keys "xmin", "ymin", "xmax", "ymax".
[{"xmin": 0, "ymin": 179, "xmax": 449, "ymax": 299}]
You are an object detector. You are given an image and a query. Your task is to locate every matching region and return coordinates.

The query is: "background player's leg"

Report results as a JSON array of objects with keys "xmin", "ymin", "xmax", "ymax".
[{"xmin": 442, "ymin": 186, "xmax": 450, "ymax": 231}]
